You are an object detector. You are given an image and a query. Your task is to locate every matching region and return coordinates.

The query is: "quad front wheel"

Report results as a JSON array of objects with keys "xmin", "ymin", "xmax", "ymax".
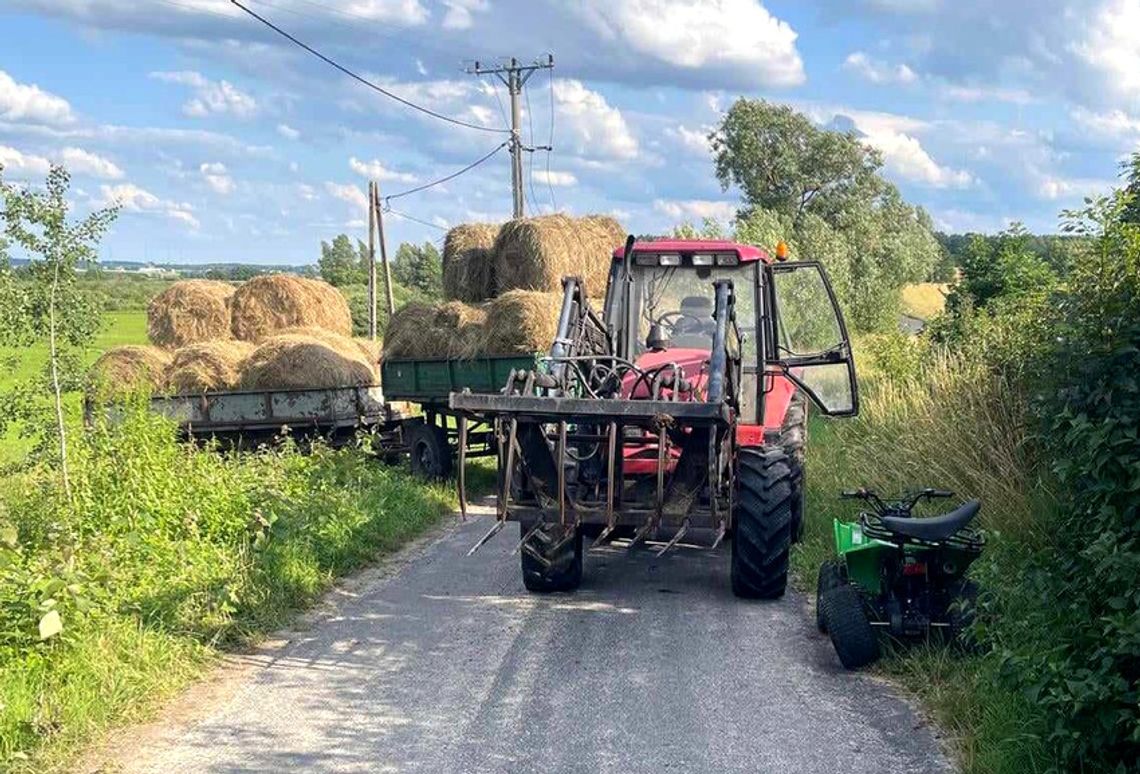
[
  {"xmin": 731, "ymin": 446, "xmax": 794, "ymax": 599},
  {"xmin": 820, "ymin": 584, "xmax": 880, "ymax": 670},
  {"xmin": 816, "ymin": 560, "xmax": 844, "ymax": 632},
  {"xmin": 520, "ymin": 522, "xmax": 583, "ymax": 593}
]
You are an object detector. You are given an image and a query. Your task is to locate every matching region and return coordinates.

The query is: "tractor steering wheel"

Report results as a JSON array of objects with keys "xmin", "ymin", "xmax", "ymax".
[{"xmin": 654, "ymin": 310, "xmax": 706, "ymax": 336}]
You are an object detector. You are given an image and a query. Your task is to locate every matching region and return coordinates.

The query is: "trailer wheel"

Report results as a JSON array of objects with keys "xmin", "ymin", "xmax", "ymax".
[
  {"xmin": 821, "ymin": 584, "xmax": 880, "ymax": 670},
  {"xmin": 731, "ymin": 446, "xmax": 793, "ymax": 599},
  {"xmin": 408, "ymin": 423, "xmax": 452, "ymax": 481},
  {"xmin": 779, "ymin": 391, "xmax": 807, "ymax": 543},
  {"xmin": 520, "ymin": 522, "xmax": 583, "ymax": 593},
  {"xmin": 816, "ymin": 560, "xmax": 844, "ymax": 632}
]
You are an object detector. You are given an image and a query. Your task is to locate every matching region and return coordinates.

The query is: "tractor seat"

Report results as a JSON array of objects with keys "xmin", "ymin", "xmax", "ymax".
[{"xmin": 879, "ymin": 500, "xmax": 981, "ymax": 542}]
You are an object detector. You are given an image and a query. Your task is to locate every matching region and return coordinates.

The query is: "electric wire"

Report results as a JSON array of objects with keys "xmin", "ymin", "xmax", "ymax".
[
  {"xmin": 524, "ymin": 84, "xmax": 542, "ymax": 214},
  {"xmin": 229, "ymin": 0, "xmax": 509, "ymax": 134},
  {"xmin": 383, "ymin": 206, "xmax": 448, "ymax": 231},
  {"xmin": 382, "ymin": 141, "xmax": 508, "ymax": 202},
  {"xmin": 545, "ymin": 65, "xmax": 558, "ymax": 211}
]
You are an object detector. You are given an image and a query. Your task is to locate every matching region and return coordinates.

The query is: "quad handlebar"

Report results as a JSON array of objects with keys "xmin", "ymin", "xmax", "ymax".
[{"xmin": 840, "ymin": 487, "xmax": 954, "ymax": 518}]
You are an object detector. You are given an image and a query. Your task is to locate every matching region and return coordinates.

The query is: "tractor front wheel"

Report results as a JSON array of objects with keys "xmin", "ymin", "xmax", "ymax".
[
  {"xmin": 820, "ymin": 584, "xmax": 880, "ymax": 670},
  {"xmin": 520, "ymin": 523, "xmax": 583, "ymax": 593},
  {"xmin": 816, "ymin": 560, "xmax": 844, "ymax": 632},
  {"xmin": 780, "ymin": 391, "xmax": 808, "ymax": 543},
  {"xmin": 731, "ymin": 446, "xmax": 794, "ymax": 599}
]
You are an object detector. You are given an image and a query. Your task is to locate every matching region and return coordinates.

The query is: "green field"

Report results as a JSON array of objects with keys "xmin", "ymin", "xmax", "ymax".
[{"xmin": 0, "ymin": 310, "xmax": 148, "ymax": 462}]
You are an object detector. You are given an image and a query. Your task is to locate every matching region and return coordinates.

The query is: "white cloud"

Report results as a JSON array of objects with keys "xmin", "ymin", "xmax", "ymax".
[
  {"xmin": 940, "ymin": 84, "xmax": 1034, "ymax": 105},
  {"xmin": 0, "ymin": 69, "xmax": 74, "ymax": 125},
  {"xmin": 441, "ymin": 0, "xmax": 489, "ymax": 29},
  {"xmin": 843, "ymin": 52, "xmax": 918, "ymax": 85},
  {"xmin": 826, "ymin": 109, "xmax": 973, "ymax": 188},
  {"xmin": 553, "ymin": 79, "xmax": 638, "ymax": 160},
  {"xmin": 149, "ymin": 70, "xmax": 258, "ymax": 119},
  {"xmin": 533, "ymin": 169, "xmax": 578, "ymax": 186},
  {"xmin": 324, "ymin": 181, "xmax": 369, "ymax": 214},
  {"xmin": 348, "ymin": 157, "xmax": 418, "ymax": 183},
  {"xmin": 1034, "ymin": 172, "xmax": 1116, "ymax": 201},
  {"xmin": 1070, "ymin": 107, "xmax": 1140, "ymax": 141},
  {"xmin": 1071, "ymin": 0, "xmax": 1140, "ymax": 102},
  {"xmin": 665, "ymin": 125, "xmax": 712, "ymax": 156},
  {"xmin": 98, "ymin": 183, "xmax": 199, "ymax": 228},
  {"xmin": 575, "ymin": 0, "xmax": 804, "ymax": 88},
  {"xmin": 199, "ymin": 161, "xmax": 235, "ymax": 194},
  {"xmin": 59, "ymin": 147, "xmax": 123, "ymax": 179},
  {"xmin": 0, "ymin": 145, "xmax": 122, "ymax": 179},
  {"xmin": 0, "ymin": 145, "xmax": 50, "ymax": 176},
  {"xmin": 653, "ymin": 198, "xmax": 738, "ymax": 222},
  {"xmin": 277, "ymin": 123, "xmax": 300, "ymax": 140}
]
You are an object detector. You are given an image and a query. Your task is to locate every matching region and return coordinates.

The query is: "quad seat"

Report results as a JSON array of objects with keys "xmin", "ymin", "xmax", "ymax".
[{"xmin": 879, "ymin": 500, "xmax": 981, "ymax": 542}]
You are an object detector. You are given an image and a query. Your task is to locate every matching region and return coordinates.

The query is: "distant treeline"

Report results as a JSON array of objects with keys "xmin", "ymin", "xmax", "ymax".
[{"xmin": 931, "ymin": 230, "xmax": 1089, "ymax": 282}]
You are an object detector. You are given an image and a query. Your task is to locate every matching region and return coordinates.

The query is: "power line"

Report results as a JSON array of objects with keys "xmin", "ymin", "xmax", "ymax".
[
  {"xmin": 546, "ymin": 66, "xmax": 558, "ymax": 211},
  {"xmin": 229, "ymin": 0, "xmax": 509, "ymax": 134},
  {"xmin": 524, "ymin": 84, "xmax": 542, "ymax": 214},
  {"xmin": 382, "ymin": 141, "xmax": 508, "ymax": 202},
  {"xmin": 383, "ymin": 206, "xmax": 447, "ymax": 231}
]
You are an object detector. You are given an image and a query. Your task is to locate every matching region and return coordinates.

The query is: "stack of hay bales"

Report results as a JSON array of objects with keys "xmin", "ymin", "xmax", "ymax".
[
  {"xmin": 387, "ymin": 213, "xmax": 623, "ymax": 361},
  {"xmin": 442, "ymin": 223, "xmax": 499, "ymax": 302},
  {"xmin": 90, "ymin": 274, "xmax": 380, "ymax": 398}
]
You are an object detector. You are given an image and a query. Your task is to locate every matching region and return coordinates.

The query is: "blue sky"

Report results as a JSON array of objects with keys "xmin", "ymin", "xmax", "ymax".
[{"xmin": 1, "ymin": 0, "xmax": 1138, "ymax": 265}]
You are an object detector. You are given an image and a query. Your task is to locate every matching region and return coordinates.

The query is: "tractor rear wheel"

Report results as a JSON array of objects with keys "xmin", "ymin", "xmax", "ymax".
[
  {"xmin": 816, "ymin": 560, "xmax": 844, "ymax": 632},
  {"xmin": 780, "ymin": 391, "xmax": 807, "ymax": 543},
  {"xmin": 407, "ymin": 423, "xmax": 453, "ymax": 481},
  {"xmin": 731, "ymin": 446, "xmax": 794, "ymax": 599},
  {"xmin": 520, "ymin": 522, "xmax": 583, "ymax": 593},
  {"xmin": 821, "ymin": 584, "xmax": 880, "ymax": 670}
]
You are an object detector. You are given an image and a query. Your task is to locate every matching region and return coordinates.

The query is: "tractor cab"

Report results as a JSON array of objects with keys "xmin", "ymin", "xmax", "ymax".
[{"xmin": 606, "ymin": 239, "xmax": 858, "ymax": 421}]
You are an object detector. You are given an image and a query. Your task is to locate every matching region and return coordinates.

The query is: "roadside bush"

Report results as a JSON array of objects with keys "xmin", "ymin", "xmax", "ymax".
[{"xmin": 0, "ymin": 408, "xmax": 451, "ymax": 769}]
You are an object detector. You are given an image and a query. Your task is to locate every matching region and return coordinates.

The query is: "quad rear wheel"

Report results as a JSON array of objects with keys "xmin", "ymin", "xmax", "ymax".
[
  {"xmin": 731, "ymin": 446, "xmax": 794, "ymax": 599},
  {"xmin": 821, "ymin": 584, "xmax": 880, "ymax": 670},
  {"xmin": 520, "ymin": 522, "xmax": 583, "ymax": 593}
]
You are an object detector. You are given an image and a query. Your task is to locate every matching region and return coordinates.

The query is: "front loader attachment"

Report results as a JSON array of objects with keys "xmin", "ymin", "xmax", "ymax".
[{"xmin": 451, "ymin": 274, "xmax": 742, "ymax": 557}]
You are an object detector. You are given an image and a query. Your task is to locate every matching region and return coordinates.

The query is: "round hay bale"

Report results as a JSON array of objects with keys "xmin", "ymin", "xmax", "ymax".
[
  {"xmin": 167, "ymin": 340, "xmax": 254, "ymax": 394},
  {"xmin": 435, "ymin": 301, "xmax": 488, "ymax": 359},
  {"xmin": 443, "ymin": 223, "xmax": 499, "ymax": 302},
  {"xmin": 353, "ymin": 337, "xmax": 382, "ymax": 367},
  {"xmin": 274, "ymin": 326, "xmax": 380, "ymax": 380},
  {"xmin": 493, "ymin": 214, "xmax": 625, "ymax": 298},
  {"xmin": 87, "ymin": 345, "xmax": 172, "ymax": 398},
  {"xmin": 240, "ymin": 334, "xmax": 377, "ymax": 391},
  {"xmin": 382, "ymin": 304, "xmax": 448, "ymax": 359},
  {"xmin": 483, "ymin": 291, "xmax": 561, "ymax": 356},
  {"xmin": 230, "ymin": 274, "xmax": 353, "ymax": 342},
  {"xmin": 147, "ymin": 279, "xmax": 235, "ymax": 349}
]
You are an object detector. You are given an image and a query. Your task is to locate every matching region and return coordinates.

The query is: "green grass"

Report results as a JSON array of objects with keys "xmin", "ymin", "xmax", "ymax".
[
  {"xmin": 793, "ymin": 345, "xmax": 1051, "ymax": 773},
  {"xmin": 0, "ymin": 408, "xmax": 458, "ymax": 771}
]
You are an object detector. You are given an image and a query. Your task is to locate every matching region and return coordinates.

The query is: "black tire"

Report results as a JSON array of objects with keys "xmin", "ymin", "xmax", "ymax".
[
  {"xmin": 407, "ymin": 423, "xmax": 452, "ymax": 480},
  {"xmin": 816, "ymin": 560, "xmax": 844, "ymax": 632},
  {"xmin": 779, "ymin": 391, "xmax": 807, "ymax": 542},
  {"xmin": 731, "ymin": 446, "xmax": 794, "ymax": 599},
  {"xmin": 821, "ymin": 584, "xmax": 880, "ymax": 670},
  {"xmin": 520, "ymin": 523, "xmax": 583, "ymax": 593}
]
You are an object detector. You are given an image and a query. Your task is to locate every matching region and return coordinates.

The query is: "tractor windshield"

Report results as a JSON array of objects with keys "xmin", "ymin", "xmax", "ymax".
[{"xmin": 631, "ymin": 263, "xmax": 757, "ymax": 360}]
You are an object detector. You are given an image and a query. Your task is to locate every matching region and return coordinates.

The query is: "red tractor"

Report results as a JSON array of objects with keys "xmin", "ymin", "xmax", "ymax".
[{"xmin": 452, "ymin": 237, "xmax": 858, "ymax": 597}]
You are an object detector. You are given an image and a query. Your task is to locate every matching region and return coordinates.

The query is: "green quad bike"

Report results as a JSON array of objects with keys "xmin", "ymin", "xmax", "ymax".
[{"xmin": 817, "ymin": 487, "xmax": 985, "ymax": 670}]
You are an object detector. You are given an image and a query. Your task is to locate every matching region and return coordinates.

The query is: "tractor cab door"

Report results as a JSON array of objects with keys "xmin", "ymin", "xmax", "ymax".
[{"xmin": 765, "ymin": 261, "xmax": 859, "ymax": 417}]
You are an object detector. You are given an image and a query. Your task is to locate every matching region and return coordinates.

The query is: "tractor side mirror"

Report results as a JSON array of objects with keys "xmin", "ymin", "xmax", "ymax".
[{"xmin": 646, "ymin": 322, "xmax": 670, "ymax": 352}]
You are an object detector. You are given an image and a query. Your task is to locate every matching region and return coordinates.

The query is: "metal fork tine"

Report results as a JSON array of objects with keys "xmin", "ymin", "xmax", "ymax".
[
  {"xmin": 467, "ymin": 519, "xmax": 506, "ymax": 556},
  {"xmin": 709, "ymin": 520, "xmax": 727, "ymax": 550},
  {"xmin": 589, "ymin": 524, "xmax": 616, "ymax": 550},
  {"xmin": 654, "ymin": 518, "xmax": 690, "ymax": 557}
]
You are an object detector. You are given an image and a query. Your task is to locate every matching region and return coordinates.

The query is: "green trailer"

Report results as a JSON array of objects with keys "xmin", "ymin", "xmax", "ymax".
[{"xmin": 379, "ymin": 354, "xmax": 538, "ymax": 479}]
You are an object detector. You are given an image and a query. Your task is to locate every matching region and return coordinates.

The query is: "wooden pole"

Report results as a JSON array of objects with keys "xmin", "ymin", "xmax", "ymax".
[
  {"xmin": 367, "ymin": 180, "xmax": 377, "ymax": 340},
  {"xmin": 375, "ymin": 183, "xmax": 396, "ymax": 317}
]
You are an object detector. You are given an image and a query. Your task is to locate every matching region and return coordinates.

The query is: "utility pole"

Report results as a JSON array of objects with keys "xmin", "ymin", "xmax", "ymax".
[
  {"xmin": 373, "ymin": 182, "xmax": 396, "ymax": 317},
  {"xmin": 465, "ymin": 54, "xmax": 554, "ymax": 219},
  {"xmin": 367, "ymin": 180, "xmax": 377, "ymax": 340}
]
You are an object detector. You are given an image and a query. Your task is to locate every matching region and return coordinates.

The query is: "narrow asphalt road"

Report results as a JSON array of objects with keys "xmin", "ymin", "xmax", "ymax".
[{"xmin": 119, "ymin": 511, "xmax": 952, "ymax": 774}]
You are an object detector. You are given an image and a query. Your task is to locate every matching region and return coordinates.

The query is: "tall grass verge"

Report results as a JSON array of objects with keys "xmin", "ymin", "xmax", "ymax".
[
  {"xmin": 0, "ymin": 407, "xmax": 453, "ymax": 771},
  {"xmin": 795, "ymin": 342, "xmax": 1052, "ymax": 773}
]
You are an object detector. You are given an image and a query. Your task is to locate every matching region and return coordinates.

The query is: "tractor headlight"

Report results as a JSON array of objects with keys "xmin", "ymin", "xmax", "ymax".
[
  {"xmin": 691, "ymin": 253, "xmax": 715, "ymax": 266},
  {"xmin": 716, "ymin": 253, "xmax": 739, "ymax": 266},
  {"xmin": 658, "ymin": 253, "xmax": 682, "ymax": 266},
  {"xmin": 634, "ymin": 254, "xmax": 658, "ymax": 266}
]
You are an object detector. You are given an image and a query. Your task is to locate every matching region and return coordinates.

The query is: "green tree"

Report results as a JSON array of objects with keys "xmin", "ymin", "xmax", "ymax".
[
  {"xmin": 711, "ymin": 99, "xmax": 886, "ymax": 220},
  {"xmin": 0, "ymin": 164, "xmax": 118, "ymax": 492},
  {"xmin": 317, "ymin": 234, "xmax": 366, "ymax": 287},
  {"xmin": 945, "ymin": 224, "xmax": 1057, "ymax": 317},
  {"xmin": 391, "ymin": 241, "xmax": 442, "ymax": 298},
  {"xmin": 1120, "ymin": 151, "xmax": 1140, "ymax": 225}
]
